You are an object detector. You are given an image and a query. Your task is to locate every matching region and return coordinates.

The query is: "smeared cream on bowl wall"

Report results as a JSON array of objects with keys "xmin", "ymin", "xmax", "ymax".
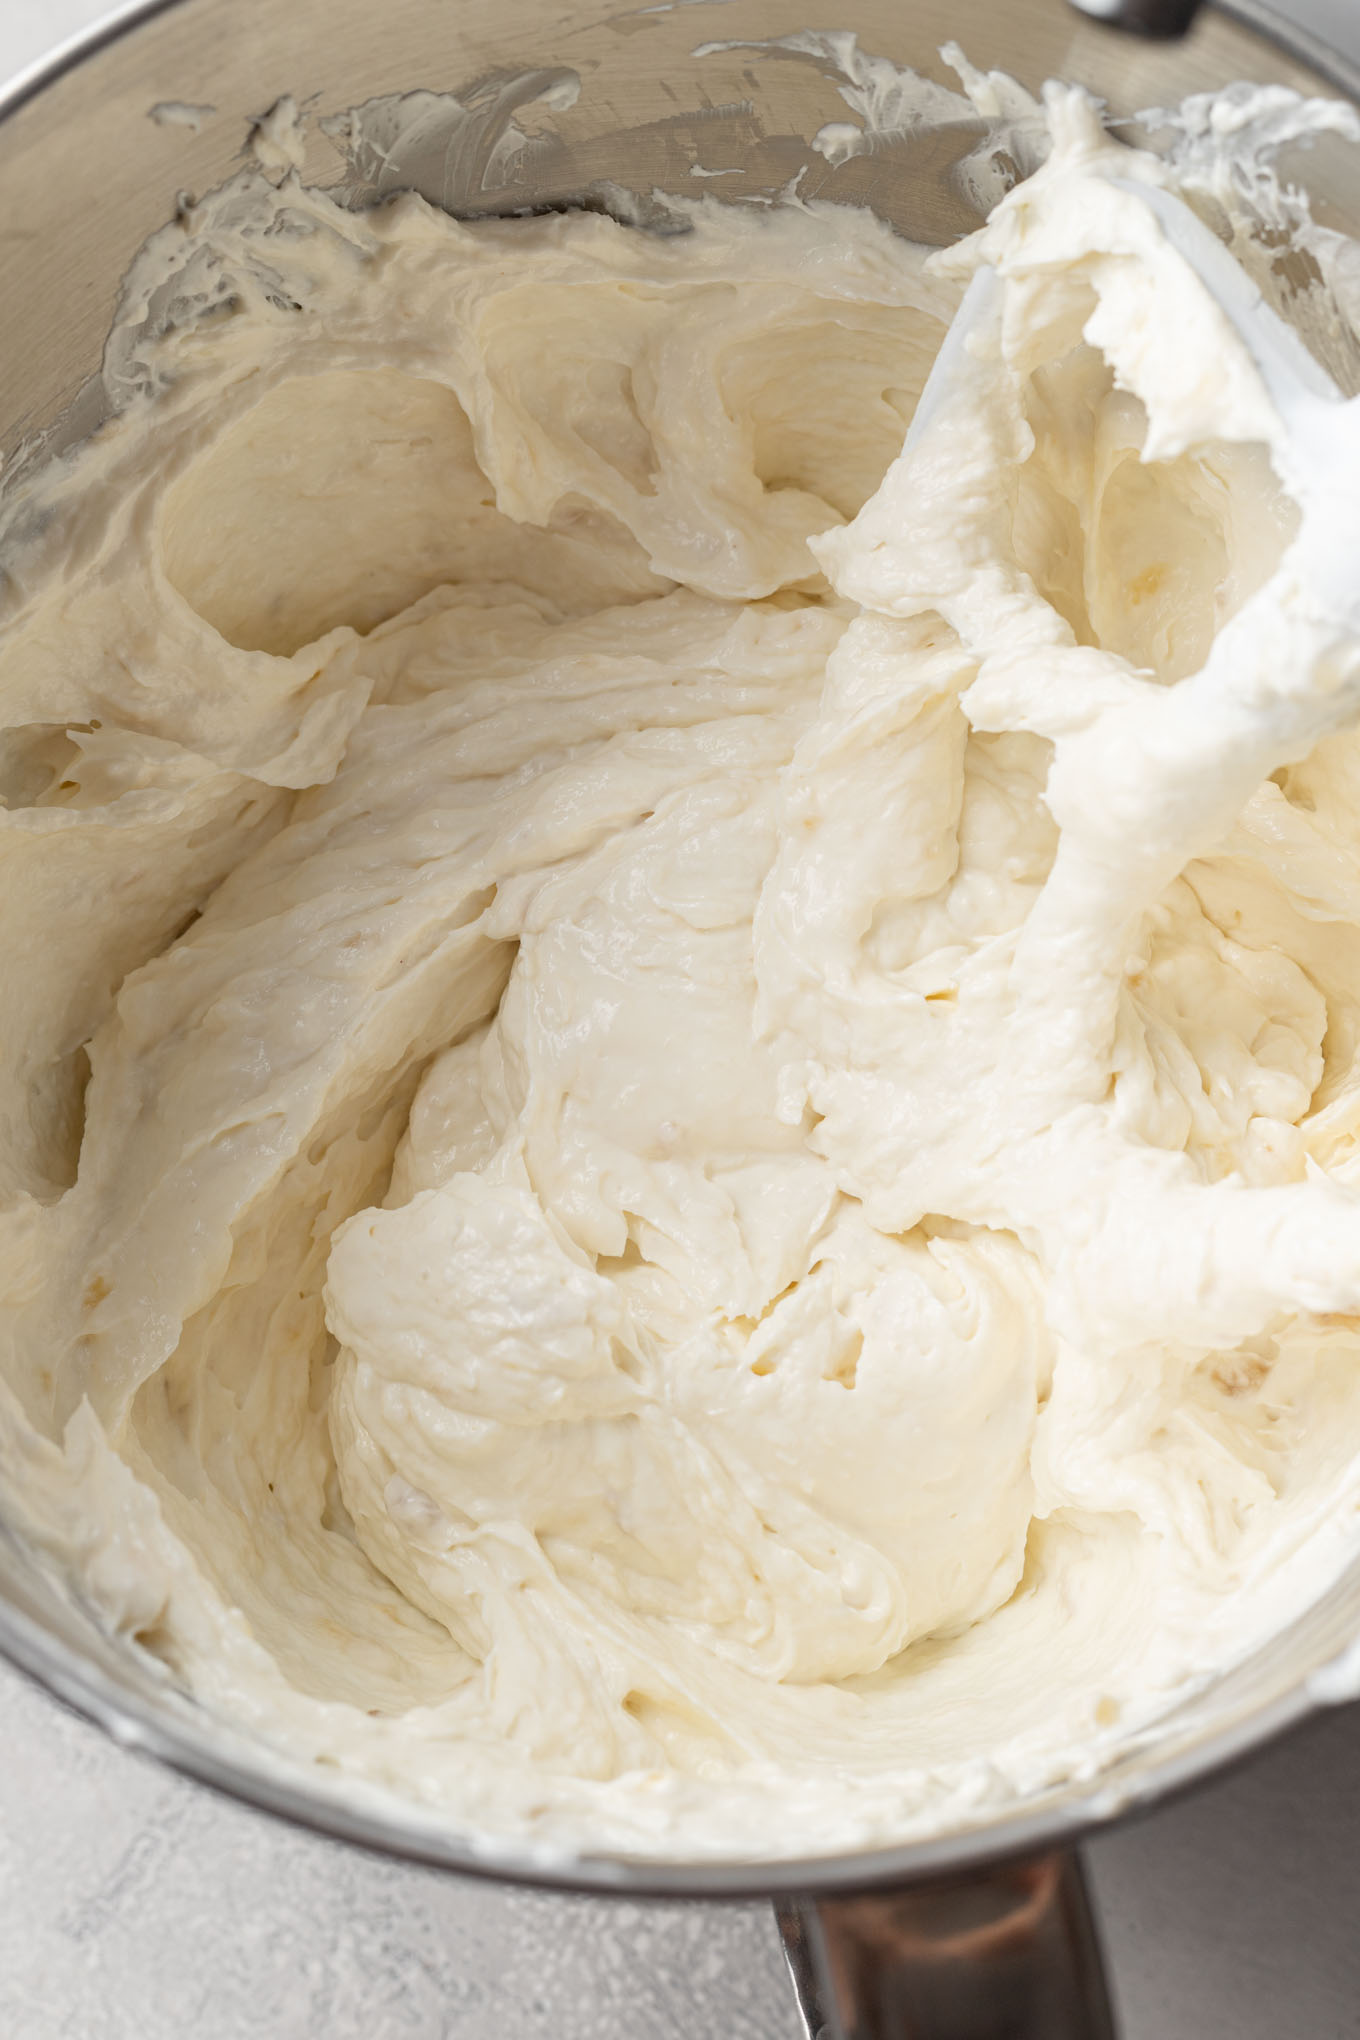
[{"xmin": 1, "ymin": 57, "xmax": 1360, "ymax": 1858}]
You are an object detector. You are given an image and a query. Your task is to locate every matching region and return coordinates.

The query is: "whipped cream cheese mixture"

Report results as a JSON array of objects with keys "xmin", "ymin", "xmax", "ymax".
[{"xmin": 2, "ymin": 71, "xmax": 1360, "ymax": 1857}]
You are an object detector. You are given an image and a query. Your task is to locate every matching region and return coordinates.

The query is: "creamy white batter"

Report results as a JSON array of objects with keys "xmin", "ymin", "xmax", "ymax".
[{"xmin": 1, "ymin": 76, "xmax": 1360, "ymax": 1858}]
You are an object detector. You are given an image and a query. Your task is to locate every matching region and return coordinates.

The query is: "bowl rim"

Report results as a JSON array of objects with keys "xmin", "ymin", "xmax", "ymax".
[
  {"xmin": 0, "ymin": 0, "xmax": 1355, "ymax": 1901},
  {"xmin": 0, "ymin": 1561, "xmax": 1337, "ymax": 1898}
]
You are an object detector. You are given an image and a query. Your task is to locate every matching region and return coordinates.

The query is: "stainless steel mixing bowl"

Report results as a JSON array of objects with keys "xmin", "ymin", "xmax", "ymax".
[{"xmin": 1, "ymin": 3, "xmax": 1358, "ymax": 2034}]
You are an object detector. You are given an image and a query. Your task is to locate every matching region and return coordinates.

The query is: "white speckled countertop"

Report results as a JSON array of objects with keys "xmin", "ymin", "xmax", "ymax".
[{"xmin": 2, "ymin": 5, "xmax": 1360, "ymax": 2036}]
